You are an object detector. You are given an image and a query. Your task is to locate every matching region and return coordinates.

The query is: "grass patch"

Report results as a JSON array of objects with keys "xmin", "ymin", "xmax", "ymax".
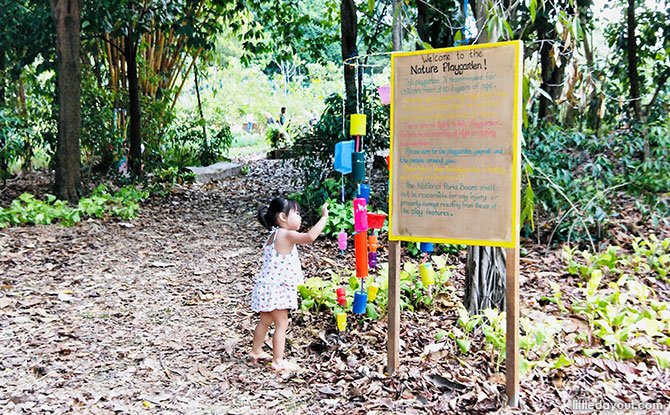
[{"xmin": 229, "ymin": 132, "xmax": 269, "ymax": 157}]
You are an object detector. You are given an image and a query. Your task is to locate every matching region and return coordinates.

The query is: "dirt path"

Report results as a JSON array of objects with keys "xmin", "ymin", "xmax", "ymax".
[
  {"xmin": 0, "ymin": 160, "xmax": 320, "ymax": 414},
  {"xmin": 2, "ymin": 159, "xmax": 669, "ymax": 414}
]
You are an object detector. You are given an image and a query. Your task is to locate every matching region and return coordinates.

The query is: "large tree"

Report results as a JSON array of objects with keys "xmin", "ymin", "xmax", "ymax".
[
  {"xmin": 50, "ymin": 0, "xmax": 83, "ymax": 202},
  {"xmin": 85, "ymin": 0, "xmax": 237, "ymax": 177}
]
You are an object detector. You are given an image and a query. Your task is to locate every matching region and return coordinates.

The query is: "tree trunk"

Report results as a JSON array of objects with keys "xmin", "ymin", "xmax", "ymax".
[
  {"xmin": 537, "ymin": 18, "xmax": 552, "ymax": 123},
  {"xmin": 626, "ymin": 0, "xmax": 648, "ymax": 159},
  {"xmin": 50, "ymin": 0, "xmax": 82, "ymax": 203},
  {"xmin": 341, "ymin": 0, "xmax": 357, "ymax": 116},
  {"xmin": 464, "ymin": 6, "xmax": 507, "ymax": 315},
  {"xmin": 194, "ymin": 64, "xmax": 206, "ymax": 140},
  {"xmin": 464, "ymin": 246, "xmax": 506, "ymax": 314},
  {"xmin": 472, "ymin": 0, "xmax": 498, "ymax": 43},
  {"xmin": 392, "ymin": 0, "xmax": 403, "ymax": 52},
  {"xmin": 0, "ymin": 50, "xmax": 5, "ymax": 107},
  {"xmin": 627, "ymin": 0, "xmax": 642, "ymax": 123},
  {"xmin": 125, "ymin": 31, "xmax": 142, "ymax": 178}
]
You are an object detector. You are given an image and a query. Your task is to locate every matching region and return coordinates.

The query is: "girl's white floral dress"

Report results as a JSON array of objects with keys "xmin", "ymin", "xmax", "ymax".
[{"xmin": 250, "ymin": 228, "xmax": 304, "ymax": 312}]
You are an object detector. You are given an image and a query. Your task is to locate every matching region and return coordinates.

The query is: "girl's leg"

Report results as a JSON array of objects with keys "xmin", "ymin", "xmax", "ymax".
[
  {"xmin": 269, "ymin": 309, "xmax": 289, "ymax": 367},
  {"xmin": 250, "ymin": 312, "xmax": 273, "ymax": 362}
]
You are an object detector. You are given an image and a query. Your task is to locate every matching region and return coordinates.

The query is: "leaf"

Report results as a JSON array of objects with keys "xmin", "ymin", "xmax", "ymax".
[
  {"xmin": 553, "ymin": 354, "xmax": 573, "ymax": 369},
  {"xmin": 530, "ymin": 0, "xmax": 537, "ymax": 24},
  {"xmin": 455, "ymin": 338, "xmax": 470, "ymax": 354},
  {"xmin": 574, "ymin": 356, "xmax": 640, "ymax": 375},
  {"xmin": 424, "ymin": 373, "xmax": 467, "ymax": 391},
  {"xmin": 650, "ymin": 350, "xmax": 670, "ymax": 369},
  {"xmin": 366, "ymin": 303, "xmax": 378, "ymax": 320}
]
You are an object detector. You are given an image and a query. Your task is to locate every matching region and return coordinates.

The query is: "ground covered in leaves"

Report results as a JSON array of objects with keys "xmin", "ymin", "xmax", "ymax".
[{"xmin": 1, "ymin": 158, "xmax": 669, "ymax": 414}]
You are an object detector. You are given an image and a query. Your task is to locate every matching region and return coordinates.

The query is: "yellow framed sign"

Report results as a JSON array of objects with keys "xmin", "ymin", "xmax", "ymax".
[{"xmin": 389, "ymin": 40, "xmax": 523, "ymax": 247}]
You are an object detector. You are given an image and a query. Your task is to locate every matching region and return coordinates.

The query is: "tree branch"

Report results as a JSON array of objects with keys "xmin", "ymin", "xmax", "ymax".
[
  {"xmin": 645, "ymin": 69, "xmax": 670, "ymax": 117},
  {"xmin": 83, "ymin": 34, "xmax": 124, "ymax": 55}
]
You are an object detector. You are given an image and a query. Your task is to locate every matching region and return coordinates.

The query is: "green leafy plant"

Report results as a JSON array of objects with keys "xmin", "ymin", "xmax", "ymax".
[
  {"xmin": 0, "ymin": 185, "xmax": 148, "ymax": 228},
  {"xmin": 289, "ymin": 179, "xmax": 343, "ymax": 223},
  {"xmin": 323, "ymin": 199, "xmax": 354, "ymax": 237},
  {"xmin": 289, "ymin": 93, "xmax": 389, "ymax": 217},
  {"xmin": 146, "ymin": 166, "xmax": 196, "ymax": 197}
]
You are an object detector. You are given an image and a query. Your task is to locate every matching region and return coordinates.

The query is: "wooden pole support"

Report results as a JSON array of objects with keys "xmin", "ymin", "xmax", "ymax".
[
  {"xmin": 387, "ymin": 239, "xmax": 401, "ymax": 374},
  {"xmin": 505, "ymin": 245, "xmax": 520, "ymax": 407}
]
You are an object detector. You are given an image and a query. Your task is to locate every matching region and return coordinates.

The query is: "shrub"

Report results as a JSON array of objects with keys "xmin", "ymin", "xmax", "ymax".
[{"xmin": 288, "ymin": 93, "xmax": 390, "ymax": 214}]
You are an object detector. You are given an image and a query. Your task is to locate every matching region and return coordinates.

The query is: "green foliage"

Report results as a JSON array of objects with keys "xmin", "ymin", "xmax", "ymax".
[
  {"xmin": 563, "ymin": 235, "xmax": 670, "ymax": 284},
  {"xmin": 146, "ymin": 167, "xmax": 196, "ymax": 197},
  {"xmin": 0, "ymin": 64, "xmax": 56, "ymax": 176},
  {"xmin": 80, "ymin": 73, "xmax": 118, "ymax": 173},
  {"xmin": 603, "ymin": 1, "xmax": 670, "ymax": 122},
  {"xmin": 289, "ymin": 178, "xmax": 344, "ymax": 223},
  {"xmin": 297, "ymin": 255, "xmax": 454, "ymax": 323},
  {"xmin": 160, "ymin": 114, "xmax": 233, "ymax": 168},
  {"xmin": 289, "ymin": 93, "xmax": 389, "ymax": 215},
  {"xmin": 0, "ymin": 185, "xmax": 148, "ymax": 228},
  {"xmin": 323, "ymin": 199, "xmax": 355, "ymax": 237},
  {"xmin": 523, "ymin": 123, "xmax": 670, "ymax": 245},
  {"xmin": 445, "ymin": 236, "xmax": 670, "ymax": 377},
  {"xmin": 264, "ymin": 126, "xmax": 284, "ymax": 150}
]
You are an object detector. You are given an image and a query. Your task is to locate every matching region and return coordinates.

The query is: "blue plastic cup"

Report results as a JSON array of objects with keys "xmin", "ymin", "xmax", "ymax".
[
  {"xmin": 357, "ymin": 184, "xmax": 370, "ymax": 202},
  {"xmin": 420, "ymin": 242, "xmax": 434, "ymax": 253},
  {"xmin": 352, "ymin": 291, "xmax": 368, "ymax": 314}
]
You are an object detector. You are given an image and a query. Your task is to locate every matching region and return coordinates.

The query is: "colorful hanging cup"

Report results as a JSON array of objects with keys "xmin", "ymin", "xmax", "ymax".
[
  {"xmin": 367, "ymin": 284, "xmax": 379, "ymax": 302},
  {"xmin": 355, "ymin": 231, "xmax": 368, "ymax": 278},
  {"xmin": 334, "ymin": 140, "xmax": 354, "ymax": 174},
  {"xmin": 352, "ymin": 152, "xmax": 365, "ymax": 181},
  {"xmin": 367, "ymin": 213, "xmax": 387, "ymax": 230},
  {"xmin": 420, "ymin": 242, "xmax": 434, "ymax": 253},
  {"xmin": 336, "ymin": 313, "xmax": 347, "ymax": 331},
  {"xmin": 353, "ymin": 198, "xmax": 368, "ymax": 232},
  {"xmin": 368, "ymin": 251, "xmax": 377, "ymax": 268},
  {"xmin": 357, "ymin": 183, "xmax": 370, "ymax": 202},
  {"xmin": 368, "ymin": 234, "xmax": 378, "ymax": 252},
  {"xmin": 337, "ymin": 231, "xmax": 347, "ymax": 251},
  {"xmin": 352, "ymin": 291, "xmax": 368, "ymax": 314},
  {"xmin": 350, "ymin": 114, "xmax": 367, "ymax": 136},
  {"xmin": 420, "ymin": 263, "xmax": 435, "ymax": 286},
  {"xmin": 336, "ymin": 287, "xmax": 346, "ymax": 306}
]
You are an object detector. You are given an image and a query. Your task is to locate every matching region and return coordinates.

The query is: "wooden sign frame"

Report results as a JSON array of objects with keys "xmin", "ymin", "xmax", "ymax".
[
  {"xmin": 388, "ymin": 41, "xmax": 523, "ymax": 248},
  {"xmin": 386, "ymin": 40, "xmax": 523, "ymax": 408}
]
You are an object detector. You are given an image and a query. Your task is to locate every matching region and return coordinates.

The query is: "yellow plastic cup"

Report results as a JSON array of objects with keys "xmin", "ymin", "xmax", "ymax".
[
  {"xmin": 350, "ymin": 114, "xmax": 367, "ymax": 136},
  {"xmin": 367, "ymin": 284, "xmax": 379, "ymax": 302},
  {"xmin": 420, "ymin": 263, "xmax": 435, "ymax": 286},
  {"xmin": 336, "ymin": 312, "xmax": 347, "ymax": 331}
]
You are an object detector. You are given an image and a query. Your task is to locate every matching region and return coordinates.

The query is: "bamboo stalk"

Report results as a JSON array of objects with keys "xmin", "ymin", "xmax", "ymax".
[{"xmin": 170, "ymin": 48, "xmax": 202, "ymax": 111}]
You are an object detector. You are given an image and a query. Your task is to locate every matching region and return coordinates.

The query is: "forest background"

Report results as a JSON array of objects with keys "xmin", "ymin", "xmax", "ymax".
[{"xmin": 1, "ymin": 0, "xmax": 670, "ymax": 411}]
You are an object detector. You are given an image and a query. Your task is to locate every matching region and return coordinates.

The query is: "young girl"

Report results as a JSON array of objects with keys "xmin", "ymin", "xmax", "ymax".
[{"xmin": 251, "ymin": 197, "xmax": 328, "ymax": 371}]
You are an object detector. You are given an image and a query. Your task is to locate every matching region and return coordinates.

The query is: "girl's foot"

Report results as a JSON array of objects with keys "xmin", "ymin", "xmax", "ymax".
[
  {"xmin": 271, "ymin": 360, "xmax": 301, "ymax": 372},
  {"xmin": 249, "ymin": 351, "xmax": 272, "ymax": 364}
]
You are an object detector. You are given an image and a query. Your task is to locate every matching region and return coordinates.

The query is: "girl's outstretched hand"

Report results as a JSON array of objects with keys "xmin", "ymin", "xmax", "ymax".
[{"xmin": 321, "ymin": 203, "xmax": 329, "ymax": 217}]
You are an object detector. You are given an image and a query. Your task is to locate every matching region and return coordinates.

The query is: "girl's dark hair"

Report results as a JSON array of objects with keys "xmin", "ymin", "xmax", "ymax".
[{"xmin": 257, "ymin": 197, "xmax": 300, "ymax": 230}]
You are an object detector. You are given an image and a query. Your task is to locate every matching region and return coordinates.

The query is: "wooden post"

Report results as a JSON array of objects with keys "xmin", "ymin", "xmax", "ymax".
[
  {"xmin": 505, "ymin": 245, "xmax": 520, "ymax": 407},
  {"xmin": 387, "ymin": 240, "xmax": 401, "ymax": 374}
]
